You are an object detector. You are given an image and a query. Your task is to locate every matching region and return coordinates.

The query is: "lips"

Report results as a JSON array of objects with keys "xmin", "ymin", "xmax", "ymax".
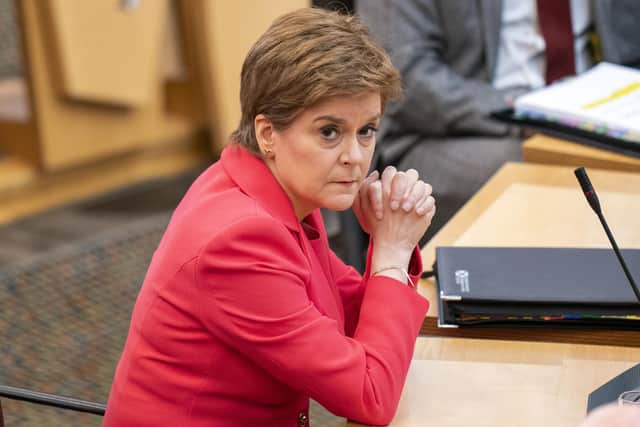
[
  {"xmin": 333, "ymin": 177, "xmax": 360, "ymax": 183},
  {"xmin": 334, "ymin": 180, "xmax": 358, "ymax": 186}
]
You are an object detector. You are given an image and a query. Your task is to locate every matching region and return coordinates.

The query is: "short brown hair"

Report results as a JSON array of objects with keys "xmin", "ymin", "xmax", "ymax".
[{"xmin": 232, "ymin": 7, "xmax": 402, "ymax": 154}]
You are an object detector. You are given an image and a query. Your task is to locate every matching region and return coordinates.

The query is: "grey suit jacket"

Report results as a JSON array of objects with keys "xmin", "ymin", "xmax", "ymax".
[{"xmin": 358, "ymin": 0, "xmax": 640, "ymax": 158}]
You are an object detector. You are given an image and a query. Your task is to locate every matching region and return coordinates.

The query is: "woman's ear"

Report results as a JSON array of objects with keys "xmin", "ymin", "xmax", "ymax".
[{"xmin": 254, "ymin": 114, "xmax": 275, "ymax": 158}]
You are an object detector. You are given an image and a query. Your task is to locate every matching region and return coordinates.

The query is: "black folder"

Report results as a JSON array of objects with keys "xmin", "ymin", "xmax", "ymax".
[
  {"xmin": 434, "ymin": 247, "xmax": 640, "ymax": 328},
  {"xmin": 491, "ymin": 108, "xmax": 640, "ymax": 158}
]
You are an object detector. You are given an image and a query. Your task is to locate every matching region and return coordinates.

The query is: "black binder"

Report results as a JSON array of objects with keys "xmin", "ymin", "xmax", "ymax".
[
  {"xmin": 434, "ymin": 247, "xmax": 640, "ymax": 328},
  {"xmin": 491, "ymin": 108, "xmax": 640, "ymax": 158}
]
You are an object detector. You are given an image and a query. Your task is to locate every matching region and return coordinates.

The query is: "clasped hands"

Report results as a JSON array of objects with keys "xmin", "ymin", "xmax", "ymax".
[{"xmin": 352, "ymin": 166, "xmax": 436, "ymax": 252}]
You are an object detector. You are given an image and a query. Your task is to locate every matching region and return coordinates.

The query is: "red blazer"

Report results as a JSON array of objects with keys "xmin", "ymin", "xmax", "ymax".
[{"xmin": 102, "ymin": 145, "xmax": 429, "ymax": 427}]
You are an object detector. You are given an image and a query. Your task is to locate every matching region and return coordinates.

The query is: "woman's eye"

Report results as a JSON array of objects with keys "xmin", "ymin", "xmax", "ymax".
[
  {"xmin": 358, "ymin": 125, "xmax": 378, "ymax": 139},
  {"xmin": 320, "ymin": 126, "xmax": 339, "ymax": 140}
]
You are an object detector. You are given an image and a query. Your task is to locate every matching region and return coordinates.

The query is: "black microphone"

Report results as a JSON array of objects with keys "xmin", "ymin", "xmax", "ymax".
[
  {"xmin": 574, "ymin": 167, "xmax": 601, "ymax": 214},
  {"xmin": 574, "ymin": 167, "xmax": 640, "ymax": 302}
]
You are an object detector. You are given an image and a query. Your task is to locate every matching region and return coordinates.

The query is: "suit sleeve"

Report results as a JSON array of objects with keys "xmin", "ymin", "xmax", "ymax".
[
  {"xmin": 195, "ymin": 217, "xmax": 429, "ymax": 425},
  {"xmin": 359, "ymin": 0, "xmax": 510, "ymax": 137},
  {"xmin": 329, "ymin": 240, "xmax": 424, "ymax": 338}
]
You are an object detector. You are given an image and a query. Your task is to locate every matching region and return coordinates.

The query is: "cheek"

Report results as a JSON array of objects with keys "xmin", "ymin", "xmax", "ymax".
[
  {"xmin": 364, "ymin": 145, "xmax": 375, "ymax": 166},
  {"xmin": 281, "ymin": 148, "xmax": 328, "ymax": 190}
]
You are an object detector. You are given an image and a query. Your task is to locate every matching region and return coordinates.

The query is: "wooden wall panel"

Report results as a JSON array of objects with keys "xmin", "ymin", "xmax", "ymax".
[
  {"xmin": 180, "ymin": 0, "xmax": 310, "ymax": 153},
  {"xmin": 18, "ymin": 0, "xmax": 194, "ymax": 170},
  {"xmin": 44, "ymin": 0, "xmax": 167, "ymax": 106}
]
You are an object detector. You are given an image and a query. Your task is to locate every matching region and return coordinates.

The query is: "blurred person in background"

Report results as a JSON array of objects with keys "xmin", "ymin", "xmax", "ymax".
[{"xmin": 359, "ymin": 0, "xmax": 640, "ymax": 243}]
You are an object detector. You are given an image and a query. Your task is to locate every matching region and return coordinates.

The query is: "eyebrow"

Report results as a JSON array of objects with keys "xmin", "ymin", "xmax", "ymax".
[{"xmin": 313, "ymin": 114, "xmax": 381, "ymax": 124}]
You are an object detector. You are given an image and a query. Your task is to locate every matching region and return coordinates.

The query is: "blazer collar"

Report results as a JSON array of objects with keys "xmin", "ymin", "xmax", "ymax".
[{"xmin": 221, "ymin": 144, "xmax": 300, "ymax": 232}]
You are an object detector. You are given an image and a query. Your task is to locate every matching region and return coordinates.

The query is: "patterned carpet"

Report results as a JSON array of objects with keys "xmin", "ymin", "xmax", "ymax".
[
  {"xmin": 0, "ymin": 214, "xmax": 170, "ymax": 426},
  {"xmin": 0, "ymin": 0, "xmax": 22, "ymax": 80},
  {"xmin": 0, "ymin": 170, "xmax": 346, "ymax": 427}
]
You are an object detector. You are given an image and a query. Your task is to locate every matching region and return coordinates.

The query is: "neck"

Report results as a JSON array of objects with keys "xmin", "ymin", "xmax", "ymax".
[{"xmin": 263, "ymin": 158, "xmax": 310, "ymax": 222}]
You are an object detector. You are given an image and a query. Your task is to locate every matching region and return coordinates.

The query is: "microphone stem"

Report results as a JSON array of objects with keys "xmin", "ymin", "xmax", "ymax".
[{"xmin": 597, "ymin": 211, "xmax": 640, "ymax": 302}]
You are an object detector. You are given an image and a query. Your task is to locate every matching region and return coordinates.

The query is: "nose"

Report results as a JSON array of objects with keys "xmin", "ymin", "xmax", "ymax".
[{"xmin": 339, "ymin": 135, "xmax": 364, "ymax": 165}]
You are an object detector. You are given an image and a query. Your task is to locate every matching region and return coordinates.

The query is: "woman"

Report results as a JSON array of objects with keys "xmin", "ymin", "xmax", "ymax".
[{"xmin": 103, "ymin": 8, "xmax": 435, "ymax": 427}]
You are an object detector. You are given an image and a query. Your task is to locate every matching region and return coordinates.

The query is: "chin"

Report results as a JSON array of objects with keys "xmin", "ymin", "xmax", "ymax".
[{"xmin": 323, "ymin": 195, "xmax": 356, "ymax": 212}]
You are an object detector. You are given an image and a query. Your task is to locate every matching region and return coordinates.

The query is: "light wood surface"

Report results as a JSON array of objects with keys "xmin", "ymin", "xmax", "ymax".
[
  {"xmin": 348, "ymin": 163, "xmax": 640, "ymax": 425},
  {"xmin": 0, "ymin": 134, "xmax": 211, "ymax": 226},
  {"xmin": 9, "ymin": 1, "xmax": 308, "ymax": 170},
  {"xmin": 418, "ymin": 162, "xmax": 640, "ymax": 346},
  {"xmin": 348, "ymin": 337, "xmax": 640, "ymax": 427},
  {"xmin": 455, "ymin": 183, "xmax": 640, "ymax": 248},
  {"xmin": 522, "ymin": 134, "xmax": 640, "ymax": 173},
  {"xmin": 44, "ymin": 0, "xmax": 168, "ymax": 106},
  {"xmin": 0, "ymin": 156, "xmax": 36, "ymax": 195}
]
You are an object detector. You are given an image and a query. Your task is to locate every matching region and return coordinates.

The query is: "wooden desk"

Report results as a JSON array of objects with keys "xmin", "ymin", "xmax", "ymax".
[
  {"xmin": 345, "ymin": 163, "xmax": 640, "ymax": 426},
  {"xmin": 418, "ymin": 162, "xmax": 640, "ymax": 347},
  {"xmin": 348, "ymin": 337, "xmax": 640, "ymax": 427},
  {"xmin": 522, "ymin": 134, "xmax": 640, "ymax": 173}
]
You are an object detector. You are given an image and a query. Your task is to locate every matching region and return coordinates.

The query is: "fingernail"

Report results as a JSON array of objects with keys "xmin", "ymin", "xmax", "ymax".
[
  {"xmin": 390, "ymin": 200, "xmax": 399, "ymax": 210},
  {"xmin": 417, "ymin": 207, "xmax": 425, "ymax": 215},
  {"xmin": 402, "ymin": 202, "xmax": 412, "ymax": 211}
]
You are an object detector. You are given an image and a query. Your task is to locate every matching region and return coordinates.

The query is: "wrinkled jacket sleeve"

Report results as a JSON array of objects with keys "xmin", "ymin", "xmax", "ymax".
[
  {"xmin": 358, "ymin": 0, "xmax": 510, "ymax": 137},
  {"xmin": 195, "ymin": 217, "xmax": 429, "ymax": 425},
  {"xmin": 328, "ymin": 241, "xmax": 424, "ymax": 337}
]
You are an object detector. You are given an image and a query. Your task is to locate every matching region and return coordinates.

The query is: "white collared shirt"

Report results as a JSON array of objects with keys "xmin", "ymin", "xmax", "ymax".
[{"xmin": 493, "ymin": 0, "xmax": 593, "ymax": 90}]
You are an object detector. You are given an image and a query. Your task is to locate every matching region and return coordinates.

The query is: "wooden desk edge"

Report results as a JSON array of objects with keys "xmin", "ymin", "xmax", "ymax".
[
  {"xmin": 522, "ymin": 134, "xmax": 640, "ymax": 172},
  {"xmin": 419, "ymin": 315, "xmax": 640, "ymax": 348}
]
